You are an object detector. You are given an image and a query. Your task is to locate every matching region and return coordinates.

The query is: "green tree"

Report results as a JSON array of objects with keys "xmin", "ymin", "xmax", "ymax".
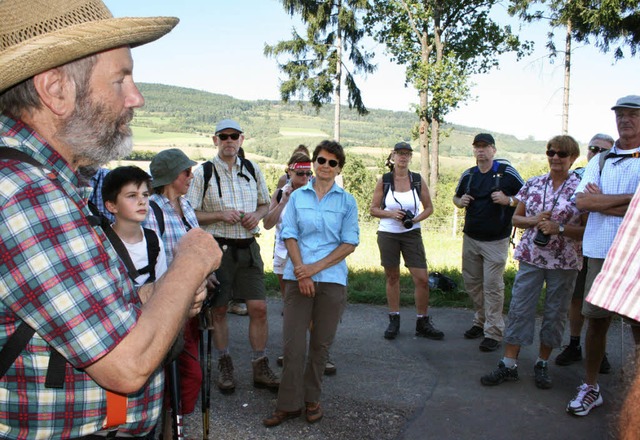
[
  {"xmin": 568, "ymin": 0, "xmax": 640, "ymax": 60},
  {"xmin": 264, "ymin": 0, "xmax": 376, "ymax": 141},
  {"xmin": 365, "ymin": 0, "xmax": 531, "ymax": 197},
  {"xmin": 342, "ymin": 154, "xmax": 377, "ymax": 221}
]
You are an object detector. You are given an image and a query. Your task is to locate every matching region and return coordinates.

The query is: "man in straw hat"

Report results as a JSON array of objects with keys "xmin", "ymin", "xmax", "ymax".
[{"xmin": 0, "ymin": 1, "xmax": 221, "ymax": 439}]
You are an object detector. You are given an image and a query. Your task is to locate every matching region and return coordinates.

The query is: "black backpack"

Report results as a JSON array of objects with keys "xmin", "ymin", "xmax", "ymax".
[{"xmin": 380, "ymin": 171, "xmax": 422, "ymax": 209}]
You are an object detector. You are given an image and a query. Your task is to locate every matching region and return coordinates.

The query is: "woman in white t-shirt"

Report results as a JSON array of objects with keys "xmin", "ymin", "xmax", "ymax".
[{"xmin": 369, "ymin": 142, "xmax": 444, "ymax": 341}]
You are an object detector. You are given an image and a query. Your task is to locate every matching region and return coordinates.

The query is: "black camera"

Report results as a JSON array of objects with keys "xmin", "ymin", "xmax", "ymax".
[
  {"xmin": 533, "ymin": 229, "xmax": 550, "ymax": 247},
  {"xmin": 401, "ymin": 210, "xmax": 415, "ymax": 229}
]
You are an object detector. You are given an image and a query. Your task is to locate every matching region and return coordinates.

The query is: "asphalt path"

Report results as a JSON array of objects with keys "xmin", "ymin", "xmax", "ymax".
[{"xmin": 181, "ymin": 298, "xmax": 632, "ymax": 439}]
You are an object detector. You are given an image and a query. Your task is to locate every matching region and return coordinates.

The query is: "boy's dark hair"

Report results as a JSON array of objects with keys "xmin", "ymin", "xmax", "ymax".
[
  {"xmin": 312, "ymin": 140, "xmax": 346, "ymax": 168},
  {"xmin": 102, "ymin": 166, "xmax": 152, "ymax": 205}
]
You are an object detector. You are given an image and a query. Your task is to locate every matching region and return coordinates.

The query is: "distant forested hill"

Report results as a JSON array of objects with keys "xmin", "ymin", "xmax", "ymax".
[{"xmin": 134, "ymin": 82, "xmax": 546, "ymax": 163}]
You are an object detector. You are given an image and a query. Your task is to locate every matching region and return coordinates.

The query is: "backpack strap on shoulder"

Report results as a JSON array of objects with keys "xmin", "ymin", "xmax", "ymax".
[
  {"xmin": 202, "ymin": 160, "xmax": 215, "ymax": 199},
  {"xmin": 140, "ymin": 228, "xmax": 160, "ymax": 284},
  {"xmin": 149, "ymin": 200, "xmax": 165, "ymax": 238},
  {"xmin": 380, "ymin": 172, "xmax": 393, "ymax": 209}
]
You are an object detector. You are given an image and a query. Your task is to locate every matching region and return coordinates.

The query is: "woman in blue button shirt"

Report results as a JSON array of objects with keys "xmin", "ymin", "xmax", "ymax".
[{"xmin": 263, "ymin": 140, "xmax": 360, "ymax": 427}]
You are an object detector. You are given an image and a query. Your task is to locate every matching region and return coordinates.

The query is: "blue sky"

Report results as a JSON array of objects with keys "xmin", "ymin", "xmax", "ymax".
[{"xmin": 106, "ymin": 0, "xmax": 637, "ymax": 144}]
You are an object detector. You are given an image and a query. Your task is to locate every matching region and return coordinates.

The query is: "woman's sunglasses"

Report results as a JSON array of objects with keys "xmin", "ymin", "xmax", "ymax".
[
  {"xmin": 546, "ymin": 149, "xmax": 569, "ymax": 158},
  {"xmin": 295, "ymin": 171, "xmax": 313, "ymax": 177},
  {"xmin": 316, "ymin": 157, "xmax": 339, "ymax": 167},
  {"xmin": 217, "ymin": 133, "xmax": 241, "ymax": 141}
]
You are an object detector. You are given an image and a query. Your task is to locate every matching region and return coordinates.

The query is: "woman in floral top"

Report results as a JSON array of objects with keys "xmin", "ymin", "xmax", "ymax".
[{"xmin": 480, "ymin": 135, "xmax": 586, "ymax": 390}]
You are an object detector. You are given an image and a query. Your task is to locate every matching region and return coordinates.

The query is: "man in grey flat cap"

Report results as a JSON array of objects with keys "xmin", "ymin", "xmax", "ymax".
[{"xmin": 566, "ymin": 95, "xmax": 640, "ymax": 417}]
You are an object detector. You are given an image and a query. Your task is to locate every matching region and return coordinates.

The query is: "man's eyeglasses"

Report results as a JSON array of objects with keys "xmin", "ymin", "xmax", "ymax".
[
  {"xmin": 317, "ymin": 157, "xmax": 339, "ymax": 168},
  {"xmin": 588, "ymin": 145, "xmax": 608, "ymax": 154},
  {"xmin": 546, "ymin": 149, "xmax": 569, "ymax": 158},
  {"xmin": 295, "ymin": 171, "xmax": 313, "ymax": 177},
  {"xmin": 217, "ymin": 133, "xmax": 241, "ymax": 141}
]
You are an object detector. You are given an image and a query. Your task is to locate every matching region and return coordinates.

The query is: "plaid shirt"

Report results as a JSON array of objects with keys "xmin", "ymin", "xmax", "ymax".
[
  {"xmin": 587, "ymin": 185, "xmax": 640, "ymax": 321},
  {"xmin": 186, "ymin": 155, "xmax": 270, "ymax": 239},
  {"xmin": 0, "ymin": 115, "xmax": 163, "ymax": 439},
  {"xmin": 573, "ymin": 143, "xmax": 640, "ymax": 259},
  {"xmin": 143, "ymin": 194, "xmax": 198, "ymax": 264}
]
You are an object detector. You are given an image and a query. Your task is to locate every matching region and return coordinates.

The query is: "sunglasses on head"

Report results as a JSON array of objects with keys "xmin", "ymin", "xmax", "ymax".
[
  {"xmin": 588, "ymin": 145, "xmax": 607, "ymax": 154},
  {"xmin": 217, "ymin": 133, "xmax": 241, "ymax": 141},
  {"xmin": 546, "ymin": 149, "xmax": 569, "ymax": 158},
  {"xmin": 295, "ymin": 171, "xmax": 313, "ymax": 177},
  {"xmin": 316, "ymin": 157, "xmax": 339, "ymax": 167}
]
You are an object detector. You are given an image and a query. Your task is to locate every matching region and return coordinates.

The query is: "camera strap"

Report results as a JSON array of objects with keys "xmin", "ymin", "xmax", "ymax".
[
  {"xmin": 541, "ymin": 174, "xmax": 569, "ymax": 214},
  {"xmin": 390, "ymin": 172, "xmax": 418, "ymax": 213}
]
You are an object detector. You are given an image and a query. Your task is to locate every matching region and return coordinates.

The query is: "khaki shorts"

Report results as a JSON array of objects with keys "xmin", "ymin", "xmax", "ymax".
[
  {"xmin": 210, "ymin": 240, "xmax": 265, "ymax": 308},
  {"xmin": 377, "ymin": 229, "xmax": 427, "ymax": 269}
]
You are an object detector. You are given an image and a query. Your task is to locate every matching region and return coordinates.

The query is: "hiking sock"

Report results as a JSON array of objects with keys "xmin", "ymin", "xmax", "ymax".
[{"xmin": 502, "ymin": 357, "xmax": 517, "ymax": 369}]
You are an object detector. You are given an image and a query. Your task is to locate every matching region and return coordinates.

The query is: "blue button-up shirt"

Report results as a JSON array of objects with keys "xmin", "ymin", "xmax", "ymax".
[{"xmin": 281, "ymin": 180, "xmax": 359, "ymax": 286}]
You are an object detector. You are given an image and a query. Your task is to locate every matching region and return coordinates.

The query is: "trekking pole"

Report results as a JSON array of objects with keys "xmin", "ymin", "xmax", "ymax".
[
  {"xmin": 168, "ymin": 359, "xmax": 184, "ymax": 439},
  {"xmin": 199, "ymin": 306, "xmax": 214, "ymax": 440}
]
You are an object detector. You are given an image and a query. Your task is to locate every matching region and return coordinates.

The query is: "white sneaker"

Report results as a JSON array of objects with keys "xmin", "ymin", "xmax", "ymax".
[
  {"xmin": 228, "ymin": 300, "xmax": 248, "ymax": 316},
  {"xmin": 566, "ymin": 383, "xmax": 603, "ymax": 416}
]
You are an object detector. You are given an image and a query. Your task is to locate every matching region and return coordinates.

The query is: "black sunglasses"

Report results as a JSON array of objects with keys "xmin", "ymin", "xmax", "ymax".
[
  {"xmin": 317, "ymin": 157, "xmax": 339, "ymax": 168},
  {"xmin": 546, "ymin": 149, "xmax": 569, "ymax": 158},
  {"xmin": 217, "ymin": 133, "xmax": 241, "ymax": 141},
  {"xmin": 295, "ymin": 171, "xmax": 313, "ymax": 177},
  {"xmin": 588, "ymin": 145, "xmax": 607, "ymax": 154}
]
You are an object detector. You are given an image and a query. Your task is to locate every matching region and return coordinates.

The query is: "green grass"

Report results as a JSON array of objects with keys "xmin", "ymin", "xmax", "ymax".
[{"xmin": 256, "ymin": 221, "xmax": 522, "ymax": 311}]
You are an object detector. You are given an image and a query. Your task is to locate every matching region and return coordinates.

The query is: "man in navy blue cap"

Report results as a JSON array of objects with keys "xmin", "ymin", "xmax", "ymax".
[
  {"xmin": 186, "ymin": 119, "xmax": 279, "ymax": 394},
  {"xmin": 453, "ymin": 133, "xmax": 524, "ymax": 352}
]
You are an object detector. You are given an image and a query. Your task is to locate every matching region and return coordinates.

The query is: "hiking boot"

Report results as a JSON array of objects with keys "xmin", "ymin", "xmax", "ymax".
[
  {"xmin": 534, "ymin": 361, "xmax": 552, "ymax": 389},
  {"xmin": 481, "ymin": 361, "xmax": 519, "ymax": 386},
  {"xmin": 217, "ymin": 354, "xmax": 235, "ymax": 394},
  {"xmin": 479, "ymin": 337, "xmax": 500, "ymax": 352},
  {"xmin": 464, "ymin": 325, "xmax": 484, "ymax": 339},
  {"xmin": 566, "ymin": 383, "xmax": 603, "ymax": 416},
  {"xmin": 599, "ymin": 353, "xmax": 611, "ymax": 374},
  {"xmin": 415, "ymin": 316, "xmax": 444, "ymax": 340},
  {"xmin": 252, "ymin": 356, "xmax": 280, "ymax": 390},
  {"xmin": 228, "ymin": 300, "xmax": 248, "ymax": 316},
  {"xmin": 384, "ymin": 314, "xmax": 400, "ymax": 339},
  {"xmin": 555, "ymin": 344, "xmax": 582, "ymax": 366},
  {"xmin": 324, "ymin": 358, "xmax": 337, "ymax": 376}
]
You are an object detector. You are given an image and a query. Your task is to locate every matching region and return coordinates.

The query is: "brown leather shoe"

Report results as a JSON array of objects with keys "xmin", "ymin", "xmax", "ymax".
[
  {"xmin": 305, "ymin": 402, "xmax": 323, "ymax": 423},
  {"xmin": 263, "ymin": 409, "xmax": 302, "ymax": 427}
]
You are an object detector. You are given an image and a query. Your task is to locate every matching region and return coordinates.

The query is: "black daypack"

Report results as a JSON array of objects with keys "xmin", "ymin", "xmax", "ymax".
[
  {"xmin": 202, "ymin": 157, "xmax": 257, "ymax": 199},
  {"xmin": 428, "ymin": 272, "xmax": 457, "ymax": 292},
  {"xmin": 380, "ymin": 171, "xmax": 422, "ymax": 209}
]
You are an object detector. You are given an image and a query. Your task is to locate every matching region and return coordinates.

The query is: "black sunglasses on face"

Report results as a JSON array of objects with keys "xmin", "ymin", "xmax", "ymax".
[
  {"xmin": 588, "ymin": 145, "xmax": 608, "ymax": 154},
  {"xmin": 295, "ymin": 171, "xmax": 313, "ymax": 177},
  {"xmin": 546, "ymin": 149, "xmax": 569, "ymax": 158},
  {"xmin": 316, "ymin": 157, "xmax": 339, "ymax": 167},
  {"xmin": 217, "ymin": 133, "xmax": 241, "ymax": 141}
]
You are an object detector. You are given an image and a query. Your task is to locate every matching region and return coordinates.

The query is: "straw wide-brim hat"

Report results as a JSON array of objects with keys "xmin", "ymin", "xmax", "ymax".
[{"xmin": 0, "ymin": 0, "xmax": 179, "ymax": 93}]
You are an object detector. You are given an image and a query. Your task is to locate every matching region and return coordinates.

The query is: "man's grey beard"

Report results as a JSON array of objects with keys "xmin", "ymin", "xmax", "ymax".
[{"xmin": 57, "ymin": 95, "xmax": 134, "ymax": 167}]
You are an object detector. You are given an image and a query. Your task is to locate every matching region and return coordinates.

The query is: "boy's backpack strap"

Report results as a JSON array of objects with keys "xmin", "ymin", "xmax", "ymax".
[
  {"xmin": 101, "ymin": 224, "xmax": 140, "ymax": 282},
  {"xmin": 149, "ymin": 200, "xmax": 165, "ymax": 237},
  {"xmin": 140, "ymin": 227, "xmax": 160, "ymax": 284}
]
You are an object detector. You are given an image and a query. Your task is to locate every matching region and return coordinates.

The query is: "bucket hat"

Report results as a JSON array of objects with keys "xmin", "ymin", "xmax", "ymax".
[
  {"xmin": 150, "ymin": 149, "xmax": 197, "ymax": 188},
  {"xmin": 0, "ymin": 0, "xmax": 178, "ymax": 93}
]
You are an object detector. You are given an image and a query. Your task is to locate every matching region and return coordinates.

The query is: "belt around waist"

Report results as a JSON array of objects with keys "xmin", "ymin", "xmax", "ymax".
[{"xmin": 214, "ymin": 237, "xmax": 256, "ymax": 249}]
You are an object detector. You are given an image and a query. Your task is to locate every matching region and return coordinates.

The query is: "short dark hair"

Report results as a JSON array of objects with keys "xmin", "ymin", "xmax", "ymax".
[
  {"xmin": 312, "ymin": 140, "xmax": 346, "ymax": 168},
  {"xmin": 102, "ymin": 166, "xmax": 152, "ymax": 205}
]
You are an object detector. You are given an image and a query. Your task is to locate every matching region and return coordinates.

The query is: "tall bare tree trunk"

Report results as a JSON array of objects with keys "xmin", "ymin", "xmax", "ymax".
[
  {"xmin": 562, "ymin": 21, "xmax": 572, "ymax": 135},
  {"xmin": 419, "ymin": 30, "xmax": 430, "ymax": 189},
  {"xmin": 334, "ymin": 21, "xmax": 342, "ymax": 142}
]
